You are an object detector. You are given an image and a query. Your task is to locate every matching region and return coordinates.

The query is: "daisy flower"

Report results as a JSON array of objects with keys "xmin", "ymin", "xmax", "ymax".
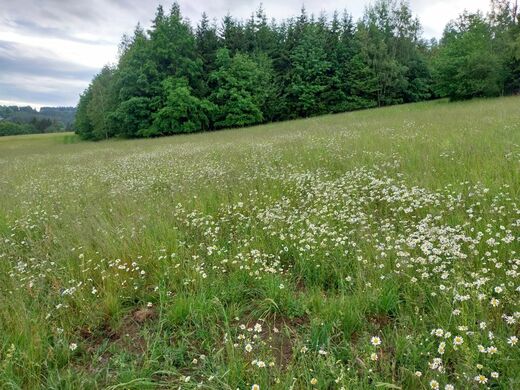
[{"xmin": 370, "ymin": 336, "xmax": 382, "ymax": 347}]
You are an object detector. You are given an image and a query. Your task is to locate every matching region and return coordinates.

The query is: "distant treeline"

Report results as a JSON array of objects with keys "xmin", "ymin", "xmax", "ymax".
[
  {"xmin": 75, "ymin": 0, "xmax": 520, "ymax": 140},
  {"xmin": 0, "ymin": 106, "xmax": 76, "ymax": 136}
]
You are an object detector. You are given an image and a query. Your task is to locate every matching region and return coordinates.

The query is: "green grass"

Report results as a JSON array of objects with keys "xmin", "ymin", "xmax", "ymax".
[{"xmin": 0, "ymin": 97, "xmax": 519, "ymax": 389}]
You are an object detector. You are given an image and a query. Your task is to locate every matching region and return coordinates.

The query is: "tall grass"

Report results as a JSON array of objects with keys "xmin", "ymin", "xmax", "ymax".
[{"xmin": 0, "ymin": 97, "xmax": 519, "ymax": 389}]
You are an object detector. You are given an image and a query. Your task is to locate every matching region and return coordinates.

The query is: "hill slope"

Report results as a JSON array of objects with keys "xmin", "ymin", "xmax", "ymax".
[
  {"xmin": 0, "ymin": 97, "xmax": 519, "ymax": 389},
  {"xmin": 0, "ymin": 105, "xmax": 76, "ymax": 126}
]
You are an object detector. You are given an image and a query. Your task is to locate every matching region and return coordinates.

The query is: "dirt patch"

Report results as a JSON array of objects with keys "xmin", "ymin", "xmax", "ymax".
[
  {"xmin": 114, "ymin": 315, "xmax": 148, "ymax": 354},
  {"xmin": 133, "ymin": 307, "xmax": 157, "ymax": 323},
  {"xmin": 368, "ymin": 313, "xmax": 394, "ymax": 329},
  {"xmin": 80, "ymin": 307, "xmax": 157, "ymax": 365},
  {"xmin": 295, "ymin": 278, "xmax": 307, "ymax": 293},
  {"xmin": 244, "ymin": 314, "xmax": 309, "ymax": 369}
]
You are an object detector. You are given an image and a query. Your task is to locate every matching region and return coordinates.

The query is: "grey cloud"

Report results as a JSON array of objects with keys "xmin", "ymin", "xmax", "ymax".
[
  {"xmin": 0, "ymin": 0, "xmax": 489, "ymax": 108},
  {"xmin": 0, "ymin": 41, "xmax": 98, "ymax": 81},
  {"xmin": 9, "ymin": 19, "xmax": 117, "ymax": 46},
  {"xmin": 0, "ymin": 79, "xmax": 86, "ymax": 107}
]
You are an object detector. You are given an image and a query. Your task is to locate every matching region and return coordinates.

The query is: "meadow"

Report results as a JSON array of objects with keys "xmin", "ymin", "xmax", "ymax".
[{"xmin": 0, "ymin": 97, "xmax": 519, "ymax": 389}]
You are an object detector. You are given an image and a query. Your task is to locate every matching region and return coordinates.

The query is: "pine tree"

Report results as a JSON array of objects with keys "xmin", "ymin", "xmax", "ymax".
[
  {"xmin": 287, "ymin": 25, "xmax": 331, "ymax": 117},
  {"xmin": 196, "ymin": 13, "xmax": 221, "ymax": 96},
  {"xmin": 221, "ymin": 15, "xmax": 246, "ymax": 54}
]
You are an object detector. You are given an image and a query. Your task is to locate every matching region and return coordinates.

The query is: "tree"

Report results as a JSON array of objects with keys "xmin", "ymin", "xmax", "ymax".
[
  {"xmin": 434, "ymin": 12, "xmax": 504, "ymax": 100},
  {"xmin": 75, "ymin": 87, "xmax": 95, "ymax": 140},
  {"xmin": 489, "ymin": 0, "xmax": 520, "ymax": 94},
  {"xmin": 0, "ymin": 121, "xmax": 34, "ymax": 136},
  {"xmin": 148, "ymin": 77, "xmax": 215, "ymax": 136},
  {"xmin": 196, "ymin": 12, "xmax": 221, "ymax": 96},
  {"xmin": 320, "ymin": 11, "xmax": 355, "ymax": 113},
  {"xmin": 148, "ymin": 3, "xmax": 203, "ymax": 92},
  {"xmin": 87, "ymin": 66, "xmax": 117, "ymax": 140},
  {"xmin": 221, "ymin": 14, "xmax": 246, "ymax": 54},
  {"xmin": 109, "ymin": 97, "xmax": 153, "ymax": 137},
  {"xmin": 74, "ymin": 66, "xmax": 117, "ymax": 140},
  {"xmin": 210, "ymin": 49, "xmax": 269, "ymax": 128},
  {"xmin": 287, "ymin": 25, "xmax": 332, "ymax": 117},
  {"xmin": 75, "ymin": 1, "xmax": 517, "ymax": 141},
  {"xmin": 115, "ymin": 24, "xmax": 156, "ymax": 103}
]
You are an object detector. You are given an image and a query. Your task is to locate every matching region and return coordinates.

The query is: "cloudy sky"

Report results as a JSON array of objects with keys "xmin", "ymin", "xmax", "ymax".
[{"xmin": 0, "ymin": 0, "xmax": 490, "ymax": 109}]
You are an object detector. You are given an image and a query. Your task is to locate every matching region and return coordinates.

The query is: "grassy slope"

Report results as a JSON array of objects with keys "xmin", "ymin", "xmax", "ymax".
[{"xmin": 0, "ymin": 97, "xmax": 519, "ymax": 389}]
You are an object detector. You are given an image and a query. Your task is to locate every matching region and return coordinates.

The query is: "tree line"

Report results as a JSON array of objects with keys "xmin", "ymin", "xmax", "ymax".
[
  {"xmin": 0, "ymin": 106, "xmax": 76, "ymax": 137},
  {"xmin": 75, "ymin": 0, "xmax": 520, "ymax": 140},
  {"xmin": 0, "ymin": 118, "xmax": 66, "ymax": 137}
]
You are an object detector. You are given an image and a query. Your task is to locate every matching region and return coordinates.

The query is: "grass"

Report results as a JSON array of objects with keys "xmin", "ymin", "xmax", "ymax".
[{"xmin": 0, "ymin": 97, "xmax": 519, "ymax": 389}]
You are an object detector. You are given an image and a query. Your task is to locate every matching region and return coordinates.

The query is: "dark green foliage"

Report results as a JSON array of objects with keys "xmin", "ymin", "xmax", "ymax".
[
  {"xmin": 115, "ymin": 25, "xmax": 157, "ymax": 102},
  {"xmin": 403, "ymin": 54, "xmax": 432, "ymax": 102},
  {"xmin": 74, "ymin": 0, "xmax": 519, "ymax": 140},
  {"xmin": 319, "ymin": 11, "xmax": 353, "ymax": 113},
  {"xmin": 88, "ymin": 66, "xmax": 118, "ymax": 140},
  {"xmin": 433, "ymin": 12, "xmax": 504, "ymax": 100},
  {"xmin": 0, "ymin": 121, "xmax": 34, "ymax": 136},
  {"xmin": 74, "ymin": 67, "xmax": 118, "ymax": 140},
  {"xmin": 0, "ymin": 119, "xmax": 66, "ymax": 137},
  {"xmin": 221, "ymin": 14, "xmax": 246, "ymax": 54},
  {"xmin": 74, "ymin": 87, "xmax": 94, "ymax": 139},
  {"xmin": 287, "ymin": 24, "xmax": 332, "ymax": 117},
  {"xmin": 432, "ymin": 1, "xmax": 520, "ymax": 100},
  {"xmin": 109, "ymin": 97, "xmax": 153, "ymax": 138},
  {"xmin": 196, "ymin": 13, "xmax": 220, "ymax": 97},
  {"xmin": 353, "ymin": 0, "xmax": 432, "ymax": 107},
  {"xmin": 210, "ymin": 49, "xmax": 270, "ymax": 128},
  {"xmin": 149, "ymin": 78, "xmax": 215, "ymax": 136},
  {"xmin": 0, "ymin": 106, "xmax": 73, "ymax": 136},
  {"xmin": 148, "ymin": 4, "xmax": 203, "ymax": 93},
  {"xmin": 0, "ymin": 106, "xmax": 75, "ymax": 127},
  {"xmin": 489, "ymin": 0, "xmax": 520, "ymax": 94}
]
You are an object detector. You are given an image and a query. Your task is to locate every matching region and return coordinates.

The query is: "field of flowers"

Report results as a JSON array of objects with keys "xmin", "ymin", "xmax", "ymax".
[{"xmin": 0, "ymin": 97, "xmax": 519, "ymax": 389}]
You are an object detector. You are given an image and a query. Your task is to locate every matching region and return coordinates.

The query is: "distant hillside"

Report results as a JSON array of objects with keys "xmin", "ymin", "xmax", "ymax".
[
  {"xmin": 0, "ymin": 106, "xmax": 76, "ymax": 127},
  {"xmin": 0, "ymin": 106, "xmax": 76, "ymax": 136}
]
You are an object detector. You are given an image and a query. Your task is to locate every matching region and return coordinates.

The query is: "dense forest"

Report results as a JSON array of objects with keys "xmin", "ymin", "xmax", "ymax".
[
  {"xmin": 75, "ymin": 0, "xmax": 520, "ymax": 140},
  {"xmin": 0, "ymin": 106, "xmax": 76, "ymax": 136}
]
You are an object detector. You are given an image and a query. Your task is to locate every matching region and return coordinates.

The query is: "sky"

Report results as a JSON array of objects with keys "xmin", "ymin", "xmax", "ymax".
[{"xmin": 0, "ymin": 0, "xmax": 490, "ymax": 109}]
